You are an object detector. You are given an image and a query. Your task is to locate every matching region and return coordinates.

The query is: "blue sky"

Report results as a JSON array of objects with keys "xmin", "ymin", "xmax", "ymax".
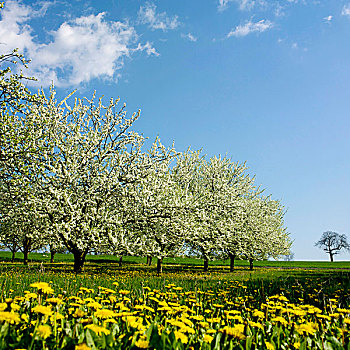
[{"xmin": 1, "ymin": 0, "xmax": 350, "ymax": 260}]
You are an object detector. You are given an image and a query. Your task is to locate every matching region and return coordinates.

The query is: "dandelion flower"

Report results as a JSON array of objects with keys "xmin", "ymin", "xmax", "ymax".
[
  {"xmin": 271, "ymin": 316, "xmax": 288, "ymax": 326},
  {"xmin": 219, "ymin": 325, "xmax": 245, "ymax": 340},
  {"xmin": 85, "ymin": 324, "xmax": 110, "ymax": 336},
  {"xmin": 135, "ymin": 339, "xmax": 149, "ymax": 348},
  {"xmin": 75, "ymin": 344, "xmax": 91, "ymax": 350},
  {"xmin": 32, "ymin": 305, "xmax": 53, "ymax": 316},
  {"xmin": 0, "ymin": 311, "xmax": 20, "ymax": 324},
  {"xmin": 174, "ymin": 331, "xmax": 188, "ymax": 344},
  {"xmin": 253, "ymin": 310, "xmax": 264, "ymax": 318},
  {"xmin": 46, "ymin": 297, "xmax": 63, "ymax": 305},
  {"xmin": 37, "ymin": 325, "xmax": 52, "ymax": 339},
  {"xmin": 265, "ymin": 341, "xmax": 275, "ymax": 350},
  {"xmin": 30, "ymin": 282, "xmax": 54, "ymax": 294},
  {"xmin": 295, "ymin": 322, "xmax": 317, "ymax": 335},
  {"xmin": 203, "ymin": 334, "xmax": 214, "ymax": 343},
  {"xmin": 94, "ymin": 309, "xmax": 117, "ymax": 319}
]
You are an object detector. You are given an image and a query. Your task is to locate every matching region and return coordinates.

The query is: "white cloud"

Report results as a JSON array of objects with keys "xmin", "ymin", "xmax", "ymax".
[
  {"xmin": 227, "ymin": 19, "xmax": 273, "ymax": 37},
  {"xmin": 0, "ymin": 0, "xmax": 36, "ymax": 53},
  {"xmin": 274, "ymin": 4, "xmax": 286, "ymax": 17},
  {"xmin": 181, "ymin": 33, "xmax": 197, "ymax": 42},
  {"xmin": 218, "ymin": 0, "xmax": 234, "ymax": 11},
  {"xmin": 138, "ymin": 3, "xmax": 179, "ymax": 31},
  {"xmin": 218, "ymin": 0, "xmax": 230, "ymax": 11},
  {"xmin": 218, "ymin": 0, "xmax": 256, "ymax": 11},
  {"xmin": 342, "ymin": 4, "xmax": 350, "ymax": 17},
  {"xmin": 135, "ymin": 41, "xmax": 159, "ymax": 56},
  {"xmin": 218, "ymin": 0, "xmax": 305, "ymax": 14},
  {"xmin": 0, "ymin": 0, "xmax": 158, "ymax": 87}
]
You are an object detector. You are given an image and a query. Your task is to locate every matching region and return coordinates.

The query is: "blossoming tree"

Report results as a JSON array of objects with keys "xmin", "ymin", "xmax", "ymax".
[{"xmin": 31, "ymin": 91, "xmax": 175, "ymax": 272}]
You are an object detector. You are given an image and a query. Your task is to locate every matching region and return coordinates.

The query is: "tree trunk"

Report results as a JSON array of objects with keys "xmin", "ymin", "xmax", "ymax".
[
  {"xmin": 330, "ymin": 253, "xmax": 334, "ymax": 262},
  {"xmin": 147, "ymin": 256, "xmax": 153, "ymax": 266},
  {"xmin": 11, "ymin": 250, "xmax": 16, "ymax": 263},
  {"xmin": 204, "ymin": 257, "xmax": 209, "ymax": 272},
  {"xmin": 22, "ymin": 237, "xmax": 31, "ymax": 265},
  {"xmin": 119, "ymin": 256, "xmax": 123, "ymax": 267},
  {"xmin": 50, "ymin": 251, "xmax": 56, "ymax": 264},
  {"xmin": 157, "ymin": 257, "xmax": 163, "ymax": 274},
  {"xmin": 73, "ymin": 250, "xmax": 88, "ymax": 273},
  {"xmin": 229, "ymin": 253, "xmax": 235, "ymax": 272},
  {"xmin": 23, "ymin": 249, "xmax": 29, "ymax": 265},
  {"xmin": 249, "ymin": 258, "xmax": 254, "ymax": 271}
]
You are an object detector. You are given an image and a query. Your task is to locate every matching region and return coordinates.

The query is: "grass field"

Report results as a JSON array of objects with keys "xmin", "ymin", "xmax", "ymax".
[{"xmin": 1, "ymin": 252, "xmax": 350, "ymax": 349}]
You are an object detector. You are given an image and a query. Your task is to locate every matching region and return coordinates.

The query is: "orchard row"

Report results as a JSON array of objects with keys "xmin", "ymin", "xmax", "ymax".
[{"xmin": 1, "ymin": 49, "xmax": 291, "ymax": 273}]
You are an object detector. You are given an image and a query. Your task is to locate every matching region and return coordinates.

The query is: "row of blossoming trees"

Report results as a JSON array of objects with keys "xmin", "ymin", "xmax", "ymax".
[{"xmin": 0, "ymin": 48, "xmax": 291, "ymax": 273}]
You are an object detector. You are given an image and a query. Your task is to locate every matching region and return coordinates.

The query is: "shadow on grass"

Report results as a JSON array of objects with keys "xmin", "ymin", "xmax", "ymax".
[{"xmin": 0, "ymin": 260, "xmax": 252, "ymax": 276}]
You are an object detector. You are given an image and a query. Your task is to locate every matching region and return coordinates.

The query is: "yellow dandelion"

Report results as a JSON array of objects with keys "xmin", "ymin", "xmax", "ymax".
[
  {"xmin": 295, "ymin": 322, "xmax": 317, "ymax": 336},
  {"xmin": 316, "ymin": 314, "xmax": 331, "ymax": 321},
  {"xmin": 253, "ymin": 310, "xmax": 264, "ymax": 318},
  {"xmin": 94, "ymin": 309, "xmax": 117, "ymax": 319},
  {"xmin": 265, "ymin": 341, "xmax": 275, "ymax": 350},
  {"xmin": 119, "ymin": 290, "xmax": 130, "ymax": 295},
  {"xmin": 212, "ymin": 304, "xmax": 224, "ymax": 308},
  {"xmin": 30, "ymin": 282, "xmax": 54, "ymax": 294},
  {"xmin": 0, "ymin": 311, "xmax": 20, "ymax": 324},
  {"xmin": 248, "ymin": 321, "xmax": 264, "ymax": 330},
  {"xmin": 86, "ymin": 301, "xmax": 102, "ymax": 309},
  {"xmin": 135, "ymin": 339, "xmax": 149, "ymax": 348},
  {"xmin": 85, "ymin": 324, "xmax": 111, "ymax": 336},
  {"xmin": 227, "ymin": 315, "xmax": 244, "ymax": 323},
  {"xmin": 199, "ymin": 321, "xmax": 209, "ymax": 328},
  {"xmin": 104, "ymin": 318, "xmax": 117, "ymax": 323},
  {"xmin": 203, "ymin": 334, "xmax": 214, "ymax": 343},
  {"xmin": 174, "ymin": 331, "xmax": 188, "ymax": 344},
  {"xmin": 10, "ymin": 303, "xmax": 20, "ymax": 311},
  {"xmin": 271, "ymin": 316, "xmax": 288, "ymax": 326},
  {"xmin": 72, "ymin": 309, "xmax": 85, "ymax": 318},
  {"xmin": 37, "ymin": 325, "xmax": 52, "ymax": 339},
  {"xmin": 32, "ymin": 305, "xmax": 53, "ymax": 316},
  {"xmin": 46, "ymin": 297, "xmax": 63, "ymax": 305},
  {"xmin": 21, "ymin": 314, "xmax": 29, "ymax": 323},
  {"xmin": 219, "ymin": 325, "xmax": 245, "ymax": 340},
  {"xmin": 75, "ymin": 344, "xmax": 91, "ymax": 350}
]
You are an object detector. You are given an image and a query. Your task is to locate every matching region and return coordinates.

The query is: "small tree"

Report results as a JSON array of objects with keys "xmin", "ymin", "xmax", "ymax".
[
  {"xmin": 283, "ymin": 252, "xmax": 294, "ymax": 261},
  {"xmin": 315, "ymin": 231, "xmax": 350, "ymax": 262}
]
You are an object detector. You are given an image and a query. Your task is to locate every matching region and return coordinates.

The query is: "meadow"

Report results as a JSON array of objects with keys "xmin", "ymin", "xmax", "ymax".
[{"xmin": 0, "ymin": 253, "xmax": 350, "ymax": 349}]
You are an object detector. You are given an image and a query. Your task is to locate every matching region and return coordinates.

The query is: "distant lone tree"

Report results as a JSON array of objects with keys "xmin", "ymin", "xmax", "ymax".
[
  {"xmin": 315, "ymin": 231, "xmax": 350, "ymax": 262},
  {"xmin": 283, "ymin": 252, "xmax": 294, "ymax": 261}
]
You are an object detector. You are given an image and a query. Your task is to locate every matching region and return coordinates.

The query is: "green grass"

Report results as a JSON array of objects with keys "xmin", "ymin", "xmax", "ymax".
[
  {"xmin": 1, "ymin": 251, "xmax": 350, "ymax": 321},
  {"xmin": 1, "ymin": 249, "xmax": 350, "ymax": 301},
  {"xmin": 2, "ymin": 252, "xmax": 350, "ymax": 349},
  {"xmin": 1, "ymin": 262, "xmax": 350, "ymax": 349},
  {"xmin": 0, "ymin": 261, "xmax": 350, "ymax": 307}
]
